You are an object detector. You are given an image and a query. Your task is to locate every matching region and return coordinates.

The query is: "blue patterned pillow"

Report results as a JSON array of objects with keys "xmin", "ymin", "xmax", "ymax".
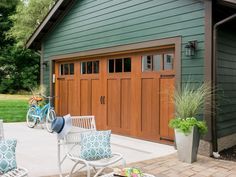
[
  {"xmin": 0, "ymin": 139, "xmax": 17, "ymax": 173},
  {"xmin": 80, "ymin": 130, "xmax": 112, "ymax": 161}
]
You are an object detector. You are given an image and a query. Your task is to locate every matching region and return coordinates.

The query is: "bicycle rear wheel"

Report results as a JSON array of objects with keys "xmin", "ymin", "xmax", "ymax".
[
  {"xmin": 26, "ymin": 107, "xmax": 37, "ymax": 128},
  {"xmin": 46, "ymin": 109, "xmax": 56, "ymax": 133}
]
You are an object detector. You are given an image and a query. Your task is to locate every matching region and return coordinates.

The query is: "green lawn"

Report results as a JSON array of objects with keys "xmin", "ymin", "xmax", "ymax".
[{"xmin": 0, "ymin": 94, "xmax": 30, "ymax": 122}]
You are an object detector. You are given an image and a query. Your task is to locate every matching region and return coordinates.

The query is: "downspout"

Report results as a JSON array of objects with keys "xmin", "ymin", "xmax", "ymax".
[{"xmin": 212, "ymin": 13, "xmax": 236, "ymax": 153}]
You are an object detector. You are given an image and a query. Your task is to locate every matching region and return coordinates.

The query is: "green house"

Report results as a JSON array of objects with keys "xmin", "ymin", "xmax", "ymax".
[{"xmin": 27, "ymin": 0, "xmax": 236, "ymax": 156}]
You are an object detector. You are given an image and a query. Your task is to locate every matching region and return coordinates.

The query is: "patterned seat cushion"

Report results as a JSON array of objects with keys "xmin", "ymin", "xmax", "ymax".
[
  {"xmin": 80, "ymin": 130, "xmax": 112, "ymax": 161},
  {"xmin": 0, "ymin": 139, "xmax": 17, "ymax": 173}
]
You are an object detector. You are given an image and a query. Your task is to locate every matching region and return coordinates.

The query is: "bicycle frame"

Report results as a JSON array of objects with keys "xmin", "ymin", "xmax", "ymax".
[
  {"xmin": 30, "ymin": 99, "xmax": 53, "ymax": 123},
  {"xmin": 27, "ymin": 92, "xmax": 56, "ymax": 132}
]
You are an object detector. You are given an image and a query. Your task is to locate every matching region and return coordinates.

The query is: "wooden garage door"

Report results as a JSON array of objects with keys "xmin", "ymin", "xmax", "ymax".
[
  {"xmin": 55, "ymin": 50, "xmax": 175, "ymax": 143},
  {"xmin": 55, "ymin": 62, "xmax": 78, "ymax": 116},
  {"xmin": 103, "ymin": 52, "xmax": 175, "ymax": 142},
  {"xmin": 137, "ymin": 52, "xmax": 175, "ymax": 142},
  {"xmin": 105, "ymin": 57, "xmax": 132, "ymax": 135},
  {"xmin": 55, "ymin": 59, "xmax": 106, "ymax": 130},
  {"xmin": 78, "ymin": 59, "xmax": 106, "ymax": 130}
]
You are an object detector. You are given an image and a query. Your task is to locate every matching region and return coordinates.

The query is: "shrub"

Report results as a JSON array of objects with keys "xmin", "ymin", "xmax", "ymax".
[
  {"xmin": 169, "ymin": 82, "xmax": 212, "ymax": 135},
  {"xmin": 169, "ymin": 117, "xmax": 208, "ymax": 135}
]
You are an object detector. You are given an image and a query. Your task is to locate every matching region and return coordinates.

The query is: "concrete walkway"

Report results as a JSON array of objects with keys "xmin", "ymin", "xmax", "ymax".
[
  {"xmin": 4, "ymin": 123, "xmax": 236, "ymax": 177},
  {"xmin": 3, "ymin": 122, "xmax": 176, "ymax": 177}
]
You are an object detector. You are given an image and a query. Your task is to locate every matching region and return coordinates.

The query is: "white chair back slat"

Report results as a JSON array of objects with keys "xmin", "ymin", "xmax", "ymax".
[{"xmin": 71, "ymin": 116, "xmax": 96, "ymax": 130}]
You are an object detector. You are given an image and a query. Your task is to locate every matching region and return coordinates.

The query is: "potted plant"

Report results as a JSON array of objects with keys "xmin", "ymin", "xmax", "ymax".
[{"xmin": 169, "ymin": 82, "xmax": 211, "ymax": 163}]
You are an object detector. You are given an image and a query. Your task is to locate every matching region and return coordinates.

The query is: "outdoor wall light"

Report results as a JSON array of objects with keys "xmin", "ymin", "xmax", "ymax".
[
  {"xmin": 42, "ymin": 61, "xmax": 48, "ymax": 69},
  {"xmin": 185, "ymin": 41, "xmax": 197, "ymax": 57}
]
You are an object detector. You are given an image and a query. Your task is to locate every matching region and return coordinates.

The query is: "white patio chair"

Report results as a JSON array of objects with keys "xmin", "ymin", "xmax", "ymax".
[
  {"xmin": 57, "ymin": 116, "xmax": 126, "ymax": 177},
  {"xmin": 0, "ymin": 120, "xmax": 28, "ymax": 177}
]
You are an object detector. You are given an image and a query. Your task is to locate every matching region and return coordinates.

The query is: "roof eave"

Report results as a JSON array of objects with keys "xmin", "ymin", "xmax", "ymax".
[
  {"xmin": 26, "ymin": 0, "xmax": 69, "ymax": 50},
  {"xmin": 218, "ymin": 0, "xmax": 236, "ymax": 8}
]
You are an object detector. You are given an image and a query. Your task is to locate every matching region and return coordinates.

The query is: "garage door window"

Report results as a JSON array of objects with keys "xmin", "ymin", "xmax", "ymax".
[
  {"xmin": 108, "ymin": 58, "xmax": 131, "ymax": 73},
  {"xmin": 164, "ymin": 54, "xmax": 174, "ymax": 70},
  {"xmin": 81, "ymin": 61, "xmax": 99, "ymax": 74},
  {"xmin": 60, "ymin": 63, "xmax": 74, "ymax": 75},
  {"xmin": 142, "ymin": 53, "xmax": 173, "ymax": 72}
]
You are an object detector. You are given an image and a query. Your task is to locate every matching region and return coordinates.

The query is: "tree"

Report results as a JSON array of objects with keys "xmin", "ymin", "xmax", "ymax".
[
  {"xmin": 0, "ymin": 0, "xmax": 19, "ymax": 50},
  {"xmin": 7, "ymin": 0, "xmax": 56, "ymax": 46},
  {"xmin": 0, "ymin": 0, "xmax": 17, "ymax": 8},
  {"xmin": 0, "ymin": 0, "xmax": 19, "ymax": 89},
  {"xmin": 0, "ymin": 45, "xmax": 40, "ymax": 93},
  {"xmin": 0, "ymin": 0, "xmax": 57, "ymax": 93}
]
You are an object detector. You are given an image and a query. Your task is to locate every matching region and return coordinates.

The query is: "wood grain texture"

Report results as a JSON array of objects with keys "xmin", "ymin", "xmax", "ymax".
[
  {"xmin": 160, "ymin": 76, "xmax": 175, "ymax": 140},
  {"xmin": 80, "ymin": 79, "xmax": 90, "ymax": 115},
  {"xmin": 107, "ymin": 79, "xmax": 121, "ymax": 129},
  {"xmin": 55, "ymin": 48, "xmax": 177, "ymax": 143}
]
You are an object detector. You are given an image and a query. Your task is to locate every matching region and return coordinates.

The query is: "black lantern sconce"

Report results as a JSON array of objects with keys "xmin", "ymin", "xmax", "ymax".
[
  {"xmin": 185, "ymin": 41, "xmax": 197, "ymax": 57},
  {"xmin": 42, "ymin": 61, "xmax": 49, "ymax": 69}
]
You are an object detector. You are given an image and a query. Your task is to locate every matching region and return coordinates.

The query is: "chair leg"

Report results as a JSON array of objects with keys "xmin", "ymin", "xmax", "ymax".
[
  {"xmin": 58, "ymin": 141, "xmax": 64, "ymax": 177},
  {"xmin": 86, "ymin": 164, "xmax": 91, "ymax": 177},
  {"xmin": 94, "ymin": 168, "xmax": 105, "ymax": 177},
  {"xmin": 69, "ymin": 161, "xmax": 81, "ymax": 177},
  {"xmin": 92, "ymin": 167, "xmax": 97, "ymax": 173},
  {"xmin": 68, "ymin": 161, "xmax": 89, "ymax": 177},
  {"xmin": 122, "ymin": 158, "xmax": 126, "ymax": 168}
]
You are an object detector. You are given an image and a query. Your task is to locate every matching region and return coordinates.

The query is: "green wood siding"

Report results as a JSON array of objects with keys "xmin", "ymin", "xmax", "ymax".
[
  {"xmin": 42, "ymin": 0, "xmax": 205, "ymax": 90},
  {"xmin": 217, "ymin": 28, "xmax": 236, "ymax": 138}
]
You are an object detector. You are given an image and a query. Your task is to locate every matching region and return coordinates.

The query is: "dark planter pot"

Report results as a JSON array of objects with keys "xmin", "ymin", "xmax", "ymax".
[{"xmin": 174, "ymin": 126, "xmax": 200, "ymax": 163}]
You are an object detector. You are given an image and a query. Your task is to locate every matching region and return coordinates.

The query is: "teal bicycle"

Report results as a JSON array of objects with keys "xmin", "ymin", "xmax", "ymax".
[{"xmin": 26, "ymin": 93, "xmax": 56, "ymax": 133}]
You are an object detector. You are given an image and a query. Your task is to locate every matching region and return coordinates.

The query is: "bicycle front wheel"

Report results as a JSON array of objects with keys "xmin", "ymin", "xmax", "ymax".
[
  {"xmin": 46, "ymin": 109, "xmax": 56, "ymax": 133},
  {"xmin": 26, "ymin": 107, "xmax": 37, "ymax": 128}
]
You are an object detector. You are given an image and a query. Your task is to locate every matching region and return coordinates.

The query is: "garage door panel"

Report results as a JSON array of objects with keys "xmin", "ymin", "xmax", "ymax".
[
  {"xmin": 141, "ymin": 78, "xmax": 154, "ymax": 133},
  {"xmin": 57, "ymin": 78, "xmax": 67, "ymax": 115},
  {"xmin": 80, "ymin": 79, "xmax": 90, "ymax": 115},
  {"xmin": 67, "ymin": 79, "xmax": 79, "ymax": 115},
  {"xmin": 160, "ymin": 77, "xmax": 175, "ymax": 140},
  {"xmin": 92, "ymin": 79, "xmax": 103, "ymax": 129},
  {"xmin": 121, "ymin": 79, "xmax": 131, "ymax": 131},
  {"xmin": 107, "ymin": 79, "xmax": 121, "ymax": 129},
  {"xmin": 140, "ymin": 77, "xmax": 160, "ymax": 139},
  {"xmin": 151, "ymin": 78, "xmax": 159, "ymax": 134}
]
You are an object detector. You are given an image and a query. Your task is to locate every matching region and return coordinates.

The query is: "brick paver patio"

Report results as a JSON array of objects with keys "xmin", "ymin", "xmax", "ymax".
[
  {"xmin": 44, "ymin": 153, "xmax": 236, "ymax": 177},
  {"xmin": 130, "ymin": 154, "xmax": 236, "ymax": 177}
]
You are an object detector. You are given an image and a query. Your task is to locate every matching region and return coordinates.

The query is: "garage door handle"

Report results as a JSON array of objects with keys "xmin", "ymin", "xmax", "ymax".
[
  {"xmin": 102, "ymin": 96, "xmax": 105, "ymax": 104},
  {"xmin": 100, "ymin": 96, "xmax": 103, "ymax": 104}
]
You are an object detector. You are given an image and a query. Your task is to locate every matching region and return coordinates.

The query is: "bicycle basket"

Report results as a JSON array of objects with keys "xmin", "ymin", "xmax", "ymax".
[{"xmin": 28, "ymin": 96, "xmax": 43, "ymax": 106}]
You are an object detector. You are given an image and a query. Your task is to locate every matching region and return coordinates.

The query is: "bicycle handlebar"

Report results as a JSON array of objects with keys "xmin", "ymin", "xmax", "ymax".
[{"xmin": 39, "ymin": 93, "xmax": 56, "ymax": 99}]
